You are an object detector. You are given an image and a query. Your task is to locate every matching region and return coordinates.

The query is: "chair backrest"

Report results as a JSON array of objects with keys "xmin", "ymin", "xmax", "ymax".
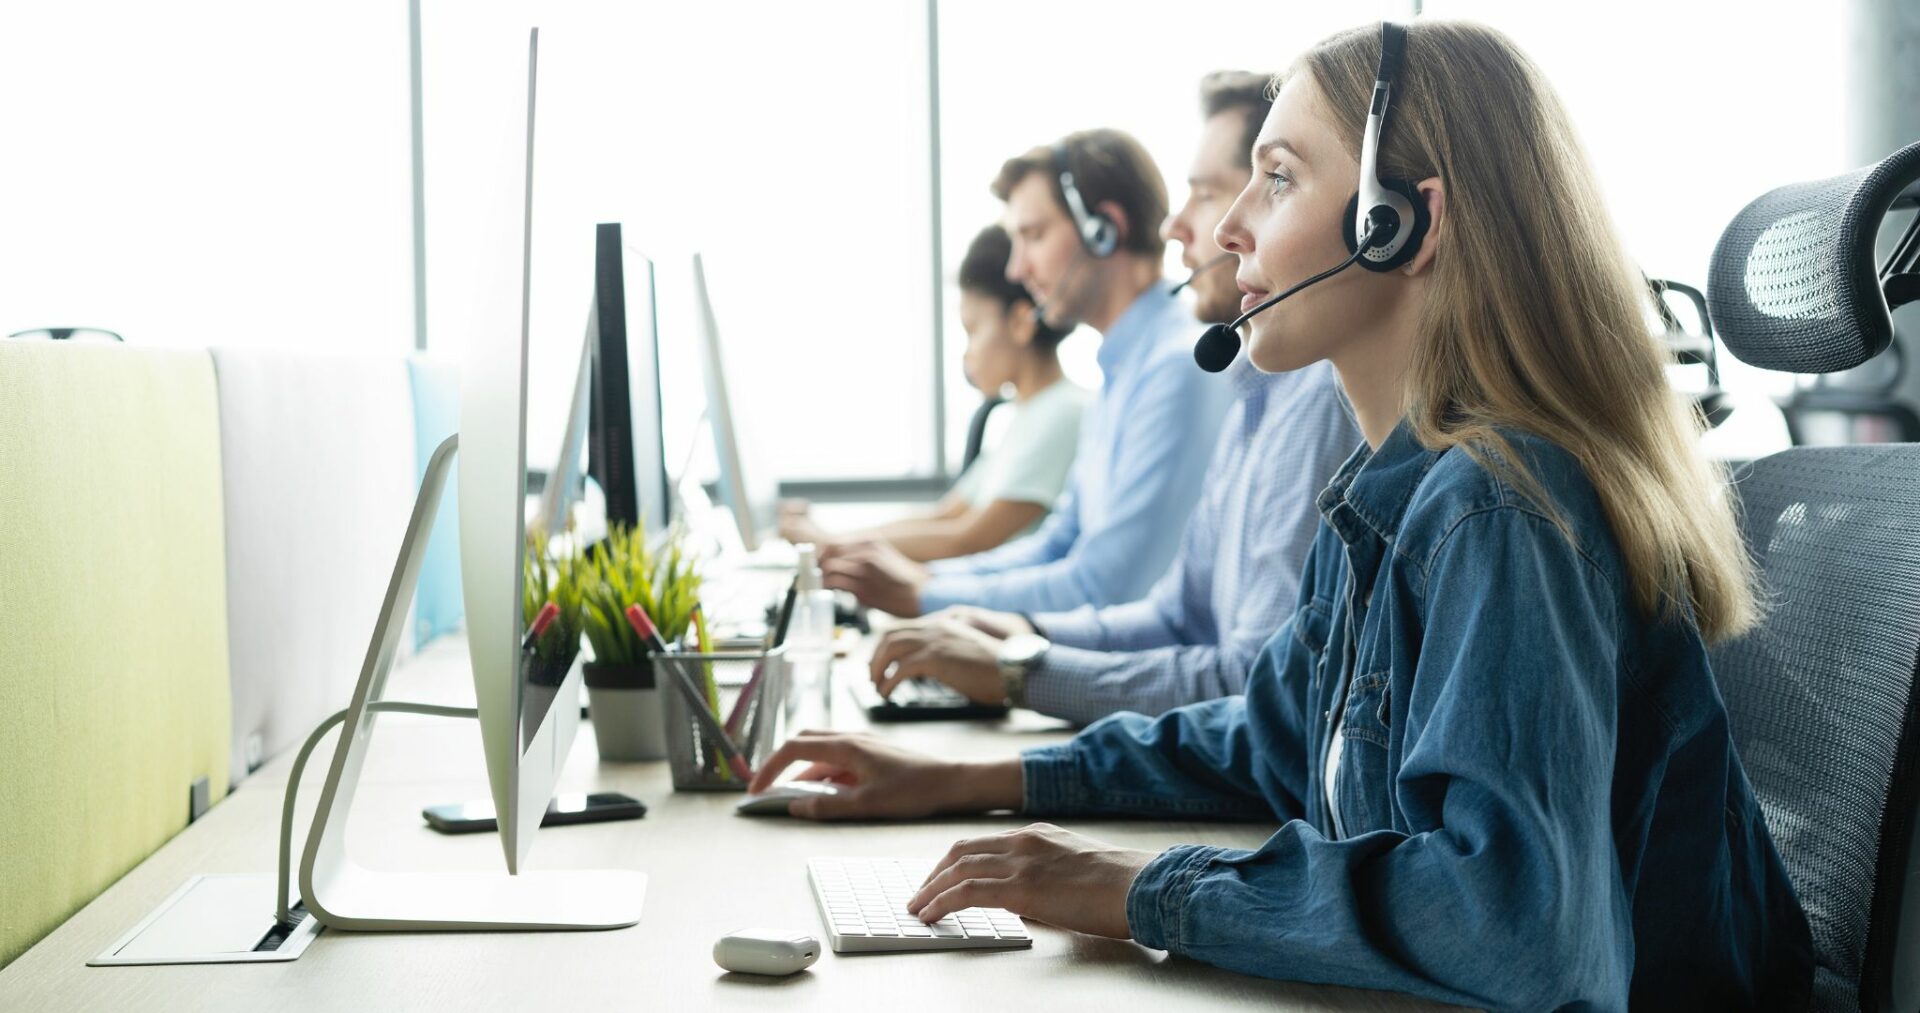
[
  {"xmin": 1708, "ymin": 139, "xmax": 1920, "ymax": 1012},
  {"xmin": 1708, "ymin": 140, "xmax": 1920, "ymax": 376},
  {"xmin": 961, "ymin": 395, "xmax": 1006, "ymax": 474},
  {"xmin": 1711, "ymin": 447, "xmax": 1920, "ymax": 1011},
  {"xmin": 0, "ymin": 343, "xmax": 233, "ymax": 970}
]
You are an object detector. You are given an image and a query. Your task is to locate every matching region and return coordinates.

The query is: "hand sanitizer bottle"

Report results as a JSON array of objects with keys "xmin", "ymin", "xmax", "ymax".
[{"xmin": 786, "ymin": 544, "xmax": 836, "ymax": 722}]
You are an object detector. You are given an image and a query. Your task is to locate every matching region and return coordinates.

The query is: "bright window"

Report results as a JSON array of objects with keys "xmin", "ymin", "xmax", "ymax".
[
  {"xmin": 419, "ymin": 1, "xmax": 933, "ymax": 483},
  {"xmin": 0, "ymin": 2, "xmax": 413, "ymax": 351},
  {"xmin": 2, "ymin": 3, "xmax": 1860, "ymax": 475}
]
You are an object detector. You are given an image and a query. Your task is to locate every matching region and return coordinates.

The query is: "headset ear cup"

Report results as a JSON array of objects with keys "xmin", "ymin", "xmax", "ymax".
[
  {"xmin": 1086, "ymin": 215, "xmax": 1120, "ymax": 258},
  {"xmin": 1377, "ymin": 179, "xmax": 1429, "ymax": 271},
  {"xmin": 1341, "ymin": 192, "xmax": 1366, "ymax": 257},
  {"xmin": 1342, "ymin": 181, "xmax": 1431, "ymax": 273}
]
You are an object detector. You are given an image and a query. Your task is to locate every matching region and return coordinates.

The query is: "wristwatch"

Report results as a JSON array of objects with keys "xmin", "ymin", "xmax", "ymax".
[{"xmin": 996, "ymin": 634, "xmax": 1050, "ymax": 709}]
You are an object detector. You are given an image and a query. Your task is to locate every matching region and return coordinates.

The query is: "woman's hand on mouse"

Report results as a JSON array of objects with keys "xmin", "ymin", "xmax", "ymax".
[{"xmin": 747, "ymin": 731, "xmax": 1022, "ymax": 820}]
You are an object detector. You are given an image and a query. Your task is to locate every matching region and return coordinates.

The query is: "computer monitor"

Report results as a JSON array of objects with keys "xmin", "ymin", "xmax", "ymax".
[
  {"xmin": 587, "ymin": 225, "xmax": 670, "ymax": 537},
  {"xmin": 458, "ymin": 24, "xmax": 580, "ymax": 876},
  {"xmin": 692, "ymin": 252, "xmax": 778, "ymax": 551},
  {"xmin": 534, "ymin": 225, "xmax": 670, "ymax": 546},
  {"xmin": 535, "ymin": 321, "xmax": 593, "ymax": 543}
]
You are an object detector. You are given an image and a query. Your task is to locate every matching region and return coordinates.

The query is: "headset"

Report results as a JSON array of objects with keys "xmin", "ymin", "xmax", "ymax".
[
  {"xmin": 1194, "ymin": 20, "xmax": 1431, "ymax": 372},
  {"xmin": 1342, "ymin": 21, "xmax": 1429, "ymax": 273},
  {"xmin": 1052, "ymin": 140, "xmax": 1121, "ymax": 258}
]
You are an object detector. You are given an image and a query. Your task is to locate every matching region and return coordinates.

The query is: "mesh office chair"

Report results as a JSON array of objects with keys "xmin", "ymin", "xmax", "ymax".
[
  {"xmin": 1706, "ymin": 140, "xmax": 1920, "ymax": 1012},
  {"xmin": 960, "ymin": 395, "xmax": 1005, "ymax": 473}
]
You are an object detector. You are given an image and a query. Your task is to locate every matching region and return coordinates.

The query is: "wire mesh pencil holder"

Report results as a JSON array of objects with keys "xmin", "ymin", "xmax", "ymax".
[{"xmin": 659, "ymin": 645, "xmax": 787, "ymax": 791}]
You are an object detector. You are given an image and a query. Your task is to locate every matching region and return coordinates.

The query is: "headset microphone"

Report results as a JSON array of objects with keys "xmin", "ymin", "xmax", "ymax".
[
  {"xmin": 1193, "ymin": 219, "xmax": 1385, "ymax": 372},
  {"xmin": 1171, "ymin": 253, "xmax": 1234, "ymax": 296}
]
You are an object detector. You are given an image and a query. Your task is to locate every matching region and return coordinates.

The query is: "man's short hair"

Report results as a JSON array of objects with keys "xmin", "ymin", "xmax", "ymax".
[
  {"xmin": 957, "ymin": 224, "xmax": 1071, "ymax": 351},
  {"xmin": 1199, "ymin": 70, "xmax": 1275, "ymax": 167},
  {"xmin": 990, "ymin": 128, "xmax": 1168, "ymax": 260}
]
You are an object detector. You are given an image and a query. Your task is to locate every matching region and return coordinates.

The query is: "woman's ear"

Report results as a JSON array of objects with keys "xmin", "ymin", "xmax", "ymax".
[
  {"xmin": 1007, "ymin": 300, "xmax": 1038, "ymax": 348},
  {"xmin": 1403, "ymin": 177, "xmax": 1445, "ymax": 277}
]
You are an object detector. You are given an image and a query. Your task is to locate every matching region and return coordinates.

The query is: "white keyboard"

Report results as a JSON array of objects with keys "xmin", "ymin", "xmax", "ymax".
[{"xmin": 807, "ymin": 857, "xmax": 1032, "ymax": 953}]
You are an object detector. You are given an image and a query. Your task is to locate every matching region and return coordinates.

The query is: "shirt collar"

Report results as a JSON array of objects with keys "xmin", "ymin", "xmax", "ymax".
[
  {"xmin": 1225, "ymin": 351, "xmax": 1269, "ymax": 403},
  {"xmin": 1314, "ymin": 419, "xmax": 1445, "ymax": 547},
  {"xmin": 1095, "ymin": 281, "xmax": 1178, "ymax": 378},
  {"xmin": 1226, "ymin": 353, "xmax": 1325, "ymax": 421}
]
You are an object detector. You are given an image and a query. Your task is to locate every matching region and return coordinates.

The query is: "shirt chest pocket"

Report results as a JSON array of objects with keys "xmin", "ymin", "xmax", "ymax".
[
  {"xmin": 1340, "ymin": 670, "xmax": 1392, "ymax": 747},
  {"xmin": 1292, "ymin": 598, "xmax": 1333, "ymax": 657},
  {"xmin": 1333, "ymin": 670, "xmax": 1396, "ymax": 835},
  {"xmin": 1342, "ymin": 609, "xmax": 1398, "ymax": 747}
]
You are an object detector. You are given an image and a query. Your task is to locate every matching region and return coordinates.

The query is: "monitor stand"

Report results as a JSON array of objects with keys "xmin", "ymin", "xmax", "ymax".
[
  {"xmin": 299, "ymin": 433, "xmax": 646, "ymax": 931},
  {"xmin": 91, "ymin": 435, "xmax": 644, "ymax": 966}
]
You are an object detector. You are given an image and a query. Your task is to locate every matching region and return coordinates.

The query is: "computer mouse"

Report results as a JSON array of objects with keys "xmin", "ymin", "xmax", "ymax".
[
  {"xmin": 734, "ymin": 780, "xmax": 843, "ymax": 816},
  {"xmin": 713, "ymin": 927, "xmax": 820, "ymax": 976}
]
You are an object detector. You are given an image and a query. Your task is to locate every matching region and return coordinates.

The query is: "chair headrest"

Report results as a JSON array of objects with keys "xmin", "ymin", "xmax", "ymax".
[{"xmin": 1707, "ymin": 140, "xmax": 1920, "ymax": 373}]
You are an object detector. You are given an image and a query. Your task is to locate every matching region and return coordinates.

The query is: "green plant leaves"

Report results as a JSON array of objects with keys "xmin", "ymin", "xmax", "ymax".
[{"xmin": 574, "ymin": 521, "xmax": 704, "ymax": 665}]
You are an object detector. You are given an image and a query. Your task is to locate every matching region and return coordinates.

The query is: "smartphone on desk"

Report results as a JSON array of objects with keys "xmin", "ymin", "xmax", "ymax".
[{"xmin": 422, "ymin": 792, "xmax": 647, "ymax": 834}]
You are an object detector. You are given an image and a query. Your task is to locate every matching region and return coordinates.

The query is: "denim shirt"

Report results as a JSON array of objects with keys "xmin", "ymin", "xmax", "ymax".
[{"xmin": 1021, "ymin": 423, "xmax": 1813, "ymax": 1011}]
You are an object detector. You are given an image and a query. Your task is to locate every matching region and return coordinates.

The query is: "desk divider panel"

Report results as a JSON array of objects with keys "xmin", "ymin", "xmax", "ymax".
[
  {"xmin": 211, "ymin": 348, "xmax": 418, "ymax": 788},
  {"xmin": 0, "ymin": 343, "xmax": 233, "ymax": 970}
]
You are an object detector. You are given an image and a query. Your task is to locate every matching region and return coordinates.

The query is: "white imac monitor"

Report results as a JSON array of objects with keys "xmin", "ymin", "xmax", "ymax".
[
  {"xmin": 691, "ymin": 253, "xmax": 778, "ymax": 551},
  {"xmin": 459, "ymin": 24, "xmax": 577, "ymax": 876},
  {"xmin": 534, "ymin": 323, "xmax": 593, "ymax": 543}
]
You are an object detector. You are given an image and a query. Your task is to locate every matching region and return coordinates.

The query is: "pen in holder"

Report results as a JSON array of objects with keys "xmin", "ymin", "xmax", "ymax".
[{"xmin": 659, "ymin": 645, "xmax": 787, "ymax": 791}]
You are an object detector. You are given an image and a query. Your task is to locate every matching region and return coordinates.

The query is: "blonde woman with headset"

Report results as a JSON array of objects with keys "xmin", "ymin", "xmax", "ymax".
[{"xmin": 750, "ymin": 20, "xmax": 1812, "ymax": 1009}]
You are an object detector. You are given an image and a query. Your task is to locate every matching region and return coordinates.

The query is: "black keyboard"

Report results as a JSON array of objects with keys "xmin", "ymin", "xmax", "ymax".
[{"xmin": 853, "ymin": 678, "xmax": 1010, "ymax": 722}]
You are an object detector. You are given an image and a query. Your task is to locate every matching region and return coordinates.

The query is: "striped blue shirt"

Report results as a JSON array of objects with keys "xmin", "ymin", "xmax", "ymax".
[
  {"xmin": 921, "ymin": 282, "xmax": 1228, "ymax": 614},
  {"xmin": 1022, "ymin": 356, "xmax": 1359, "ymax": 725}
]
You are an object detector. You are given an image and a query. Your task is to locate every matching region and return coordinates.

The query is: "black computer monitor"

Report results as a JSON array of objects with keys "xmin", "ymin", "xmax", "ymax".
[{"xmin": 586, "ymin": 223, "xmax": 670, "ymax": 536}]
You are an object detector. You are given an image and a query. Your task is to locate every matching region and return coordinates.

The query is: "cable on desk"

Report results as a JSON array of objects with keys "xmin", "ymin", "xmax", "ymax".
[{"xmin": 277, "ymin": 702, "xmax": 480, "ymax": 925}]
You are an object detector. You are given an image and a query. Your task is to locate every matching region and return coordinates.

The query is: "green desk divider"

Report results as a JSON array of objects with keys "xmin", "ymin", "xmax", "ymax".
[{"xmin": 0, "ymin": 343, "xmax": 232, "ymax": 969}]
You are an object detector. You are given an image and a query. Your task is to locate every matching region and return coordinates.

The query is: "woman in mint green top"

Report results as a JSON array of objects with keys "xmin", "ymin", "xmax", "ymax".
[{"xmin": 782, "ymin": 225, "xmax": 1087, "ymax": 561}]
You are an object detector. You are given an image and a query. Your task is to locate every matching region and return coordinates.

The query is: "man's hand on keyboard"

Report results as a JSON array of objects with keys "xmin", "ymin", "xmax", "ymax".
[
  {"xmin": 820, "ymin": 540, "xmax": 927, "ymax": 618},
  {"xmin": 906, "ymin": 823, "xmax": 1157, "ymax": 941},
  {"xmin": 747, "ymin": 731, "xmax": 1022, "ymax": 820},
  {"xmin": 869, "ymin": 618, "xmax": 1005, "ymax": 705},
  {"xmin": 931, "ymin": 605, "xmax": 1034, "ymax": 640}
]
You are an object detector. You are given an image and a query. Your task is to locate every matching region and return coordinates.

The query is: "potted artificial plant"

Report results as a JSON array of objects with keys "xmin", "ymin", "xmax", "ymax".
[{"xmin": 578, "ymin": 523, "xmax": 702, "ymax": 761}]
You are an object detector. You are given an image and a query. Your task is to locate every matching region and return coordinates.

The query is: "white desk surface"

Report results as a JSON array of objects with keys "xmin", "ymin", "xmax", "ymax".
[{"xmin": 0, "ymin": 634, "xmax": 1453, "ymax": 1013}]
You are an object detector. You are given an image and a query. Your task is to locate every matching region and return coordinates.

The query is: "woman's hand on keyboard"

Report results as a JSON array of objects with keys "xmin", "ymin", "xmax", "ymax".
[
  {"xmin": 746, "ymin": 731, "xmax": 1023, "ymax": 820},
  {"xmin": 907, "ymin": 823, "xmax": 1157, "ymax": 940}
]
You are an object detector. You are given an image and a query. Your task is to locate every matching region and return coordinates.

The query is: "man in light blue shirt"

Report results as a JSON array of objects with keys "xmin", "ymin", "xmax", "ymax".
[
  {"xmin": 824, "ymin": 128, "xmax": 1227, "ymax": 618},
  {"xmin": 865, "ymin": 73, "xmax": 1359, "ymax": 724}
]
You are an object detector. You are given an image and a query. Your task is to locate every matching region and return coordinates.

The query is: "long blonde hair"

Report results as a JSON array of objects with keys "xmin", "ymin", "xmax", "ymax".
[{"xmin": 1294, "ymin": 20, "xmax": 1757, "ymax": 642}]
